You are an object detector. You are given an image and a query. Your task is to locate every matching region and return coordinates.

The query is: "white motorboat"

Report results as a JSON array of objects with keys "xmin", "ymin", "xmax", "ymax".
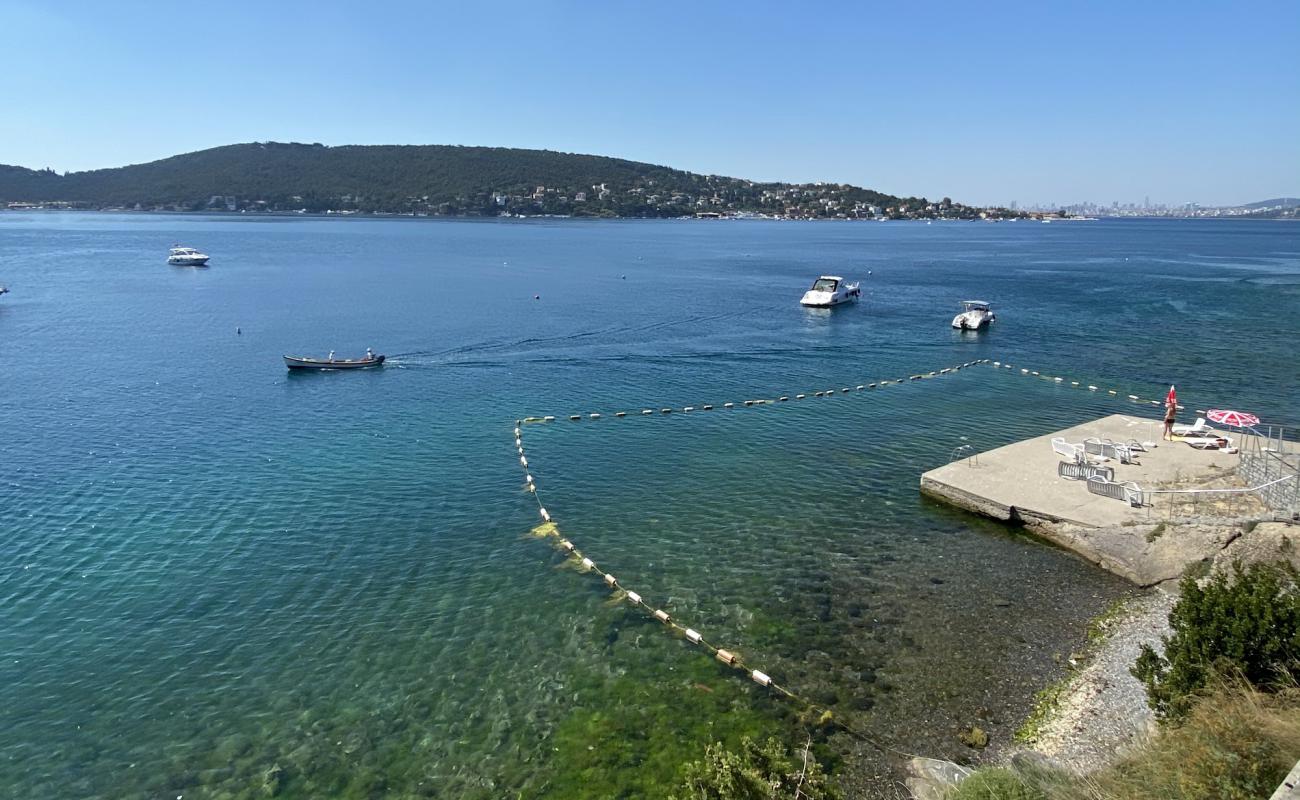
[
  {"xmin": 952, "ymin": 300, "xmax": 995, "ymax": 330},
  {"xmin": 168, "ymin": 246, "xmax": 210, "ymax": 266},
  {"xmin": 799, "ymin": 275, "xmax": 860, "ymax": 307}
]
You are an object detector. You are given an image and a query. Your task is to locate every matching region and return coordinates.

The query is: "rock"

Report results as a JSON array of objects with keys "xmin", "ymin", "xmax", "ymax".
[
  {"xmin": 1215, "ymin": 522, "xmax": 1300, "ymax": 573},
  {"xmin": 262, "ymin": 763, "xmax": 285, "ymax": 797},
  {"xmin": 1010, "ymin": 750, "xmax": 1062, "ymax": 773},
  {"xmin": 1045, "ymin": 520, "xmax": 1243, "ymax": 586},
  {"xmin": 904, "ymin": 756, "xmax": 973, "ymax": 800},
  {"xmin": 958, "ymin": 726, "xmax": 989, "ymax": 749}
]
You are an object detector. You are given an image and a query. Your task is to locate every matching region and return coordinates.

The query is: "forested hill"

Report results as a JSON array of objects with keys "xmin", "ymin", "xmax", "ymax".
[{"xmin": 0, "ymin": 142, "xmax": 985, "ymax": 219}]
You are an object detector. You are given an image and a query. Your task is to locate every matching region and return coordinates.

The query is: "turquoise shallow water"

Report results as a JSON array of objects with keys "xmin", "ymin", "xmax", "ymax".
[{"xmin": 1, "ymin": 214, "xmax": 1297, "ymax": 798}]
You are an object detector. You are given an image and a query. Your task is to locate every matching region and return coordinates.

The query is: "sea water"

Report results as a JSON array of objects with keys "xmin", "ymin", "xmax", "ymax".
[{"xmin": 1, "ymin": 214, "xmax": 1297, "ymax": 797}]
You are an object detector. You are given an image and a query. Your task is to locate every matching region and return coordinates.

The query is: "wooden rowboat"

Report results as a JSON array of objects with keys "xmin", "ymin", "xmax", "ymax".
[{"xmin": 283, "ymin": 353, "xmax": 385, "ymax": 370}]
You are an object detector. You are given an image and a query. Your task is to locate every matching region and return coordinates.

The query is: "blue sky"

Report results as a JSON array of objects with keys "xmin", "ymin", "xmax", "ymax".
[{"xmin": 1, "ymin": 1, "xmax": 1296, "ymax": 206}]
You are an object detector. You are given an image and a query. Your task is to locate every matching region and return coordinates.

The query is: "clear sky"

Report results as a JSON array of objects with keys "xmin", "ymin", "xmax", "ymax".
[{"xmin": 2, "ymin": 1, "xmax": 1296, "ymax": 206}]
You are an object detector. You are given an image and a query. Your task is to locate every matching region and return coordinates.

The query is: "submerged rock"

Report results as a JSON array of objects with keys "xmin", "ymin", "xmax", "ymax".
[
  {"xmin": 958, "ymin": 726, "xmax": 989, "ymax": 749},
  {"xmin": 262, "ymin": 763, "xmax": 285, "ymax": 797}
]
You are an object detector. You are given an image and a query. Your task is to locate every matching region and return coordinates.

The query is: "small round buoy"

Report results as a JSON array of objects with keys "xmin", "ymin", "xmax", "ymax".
[
  {"xmin": 533, "ymin": 294, "xmax": 540, "ymax": 300},
  {"xmin": 236, "ymin": 327, "xmax": 241, "ymax": 335}
]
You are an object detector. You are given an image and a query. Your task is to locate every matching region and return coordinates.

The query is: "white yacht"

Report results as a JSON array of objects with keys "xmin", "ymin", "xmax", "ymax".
[
  {"xmin": 168, "ymin": 246, "xmax": 210, "ymax": 266},
  {"xmin": 800, "ymin": 275, "xmax": 860, "ymax": 307},
  {"xmin": 952, "ymin": 300, "xmax": 995, "ymax": 330}
]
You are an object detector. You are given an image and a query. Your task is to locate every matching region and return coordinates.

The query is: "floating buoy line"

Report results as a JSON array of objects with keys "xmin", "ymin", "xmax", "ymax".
[
  {"xmin": 510, "ymin": 359, "xmax": 1000, "ymax": 756},
  {"xmin": 986, "ymin": 359, "xmax": 1199, "ymax": 413},
  {"xmin": 510, "ymin": 356, "xmax": 1190, "ymax": 752},
  {"xmin": 518, "ymin": 359, "xmax": 994, "ymax": 425}
]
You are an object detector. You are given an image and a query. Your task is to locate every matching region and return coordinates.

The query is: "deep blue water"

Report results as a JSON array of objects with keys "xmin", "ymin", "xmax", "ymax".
[{"xmin": 1, "ymin": 214, "xmax": 1297, "ymax": 798}]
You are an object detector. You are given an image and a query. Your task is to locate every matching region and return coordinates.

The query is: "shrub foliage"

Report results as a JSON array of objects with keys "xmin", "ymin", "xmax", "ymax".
[{"xmin": 1133, "ymin": 560, "xmax": 1300, "ymax": 719}]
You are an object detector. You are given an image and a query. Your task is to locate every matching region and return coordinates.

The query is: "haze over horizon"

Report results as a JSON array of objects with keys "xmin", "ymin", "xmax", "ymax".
[{"xmin": 2, "ymin": 1, "xmax": 1297, "ymax": 207}]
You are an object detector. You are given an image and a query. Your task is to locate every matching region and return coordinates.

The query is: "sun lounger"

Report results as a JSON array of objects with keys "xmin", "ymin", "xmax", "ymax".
[
  {"xmin": 1084, "ymin": 437, "xmax": 1137, "ymax": 464},
  {"xmin": 1053, "ymin": 436, "xmax": 1109, "ymax": 465},
  {"xmin": 1171, "ymin": 417, "xmax": 1208, "ymax": 436},
  {"xmin": 1058, "ymin": 460, "xmax": 1114, "ymax": 482},
  {"xmin": 1052, "ymin": 437, "xmax": 1084, "ymax": 463},
  {"xmin": 1185, "ymin": 435, "xmax": 1235, "ymax": 452},
  {"xmin": 1086, "ymin": 476, "xmax": 1144, "ymax": 507}
]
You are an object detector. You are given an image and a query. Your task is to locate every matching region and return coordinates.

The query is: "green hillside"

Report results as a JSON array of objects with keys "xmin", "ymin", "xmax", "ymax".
[{"xmin": 0, "ymin": 142, "xmax": 973, "ymax": 218}]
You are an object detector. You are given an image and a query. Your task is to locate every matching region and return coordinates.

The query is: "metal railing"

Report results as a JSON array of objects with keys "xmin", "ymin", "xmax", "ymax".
[
  {"xmin": 1236, "ymin": 423, "xmax": 1300, "ymax": 515},
  {"xmin": 950, "ymin": 444, "xmax": 980, "ymax": 466},
  {"xmin": 1140, "ymin": 473, "xmax": 1300, "ymax": 519}
]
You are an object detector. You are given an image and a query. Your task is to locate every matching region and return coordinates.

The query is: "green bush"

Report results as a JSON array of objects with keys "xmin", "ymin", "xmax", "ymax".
[
  {"xmin": 1133, "ymin": 560, "xmax": 1300, "ymax": 720},
  {"xmin": 671, "ymin": 736, "xmax": 841, "ymax": 800}
]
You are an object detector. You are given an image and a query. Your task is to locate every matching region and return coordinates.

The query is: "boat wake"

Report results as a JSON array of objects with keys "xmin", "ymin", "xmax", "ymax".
[{"xmin": 390, "ymin": 307, "xmax": 775, "ymax": 365}]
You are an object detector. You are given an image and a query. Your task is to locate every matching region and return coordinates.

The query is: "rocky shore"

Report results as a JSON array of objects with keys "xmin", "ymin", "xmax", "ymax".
[
  {"xmin": 904, "ymin": 519, "xmax": 1299, "ymax": 797},
  {"xmin": 1016, "ymin": 519, "xmax": 1298, "ymax": 773},
  {"xmin": 1027, "ymin": 589, "xmax": 1175, "ymax": 772}
]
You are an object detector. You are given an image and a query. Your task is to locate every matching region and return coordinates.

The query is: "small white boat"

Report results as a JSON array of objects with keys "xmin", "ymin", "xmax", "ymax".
[
  {"xmin": 168, "ymin": 246, "xmax": 210, "ymax": 266},
  {"xmin": 952, "ymin": 300, "xmax": 995, "ymax": 330},
  {"xmin": 800, "ymin": 275, "xmax": 860, "ymax": 307}
]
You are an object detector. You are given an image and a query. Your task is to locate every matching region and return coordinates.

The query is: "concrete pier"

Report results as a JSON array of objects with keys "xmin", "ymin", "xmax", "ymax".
[
  {"xmin": 921, "ymin": 414, "xmax": 1244, "ymax": 527},
  {"xmin": 921, "ymin": 414, "xmax": 1261, "ymax": 585}
]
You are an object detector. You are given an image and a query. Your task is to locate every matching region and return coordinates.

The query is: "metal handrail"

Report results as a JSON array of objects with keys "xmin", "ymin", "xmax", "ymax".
[
  {"xmin": 1141, "ymin": 473, "xmax": 1298, "ymax": 498},
  {"xmin": 1141, "ymin": 472, "xmax": 1300, "ymax": 519},
  {"xmin": 950, "ymin": 444, "xmax": 979, "ymax": 466}
]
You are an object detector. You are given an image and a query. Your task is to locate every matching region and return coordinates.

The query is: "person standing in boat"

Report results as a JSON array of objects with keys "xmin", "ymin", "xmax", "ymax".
[
  {"xmin": 365, "ymin": 347, "xmax": 374, "ymax": 360},
  {"xmin": 328, "ymin": 350, "xmax": 335, "ymax": 361}
]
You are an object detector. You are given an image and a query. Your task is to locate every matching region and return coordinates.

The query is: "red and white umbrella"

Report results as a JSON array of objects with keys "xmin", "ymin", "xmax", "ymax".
[
  {"xmin": 1165, "ymin": 385, "xmax": 1177, "ymax": 407},
  {"xmin": 1207, "ymin": 409, "xmax": 1260, "ymax": 428}
]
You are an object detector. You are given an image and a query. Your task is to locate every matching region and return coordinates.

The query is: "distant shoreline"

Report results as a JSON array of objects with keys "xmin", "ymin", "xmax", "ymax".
[{"xmin": 2, "ymin": 208, "xmax": 1294, "ymax": 223}]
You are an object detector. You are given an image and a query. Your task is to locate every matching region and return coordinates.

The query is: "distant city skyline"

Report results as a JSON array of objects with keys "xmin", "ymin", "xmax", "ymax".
[{"xmin": 1, "ymin": 1, "xmax": 1297, "ymax": 206}]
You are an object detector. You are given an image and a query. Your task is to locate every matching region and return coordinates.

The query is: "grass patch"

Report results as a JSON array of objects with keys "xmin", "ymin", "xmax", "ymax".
[
  {"xmin": 1181, "ymin": 558, "xmax": 1211, "ymax": 581},
  {"xmin": 958, "ymin": 682, "xmax": 1300, "ymax": 800},
  {"xmin": 1085, "ymin": 682, "xmax": 1300, "ymax": 800},
  {"xmin": 948, "ymin": 767, "xmax": 1046, "ymax": 800},
  {"xmin": 1144, "ymin": 522, "xmax": 1167, "ymax": 544}
]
